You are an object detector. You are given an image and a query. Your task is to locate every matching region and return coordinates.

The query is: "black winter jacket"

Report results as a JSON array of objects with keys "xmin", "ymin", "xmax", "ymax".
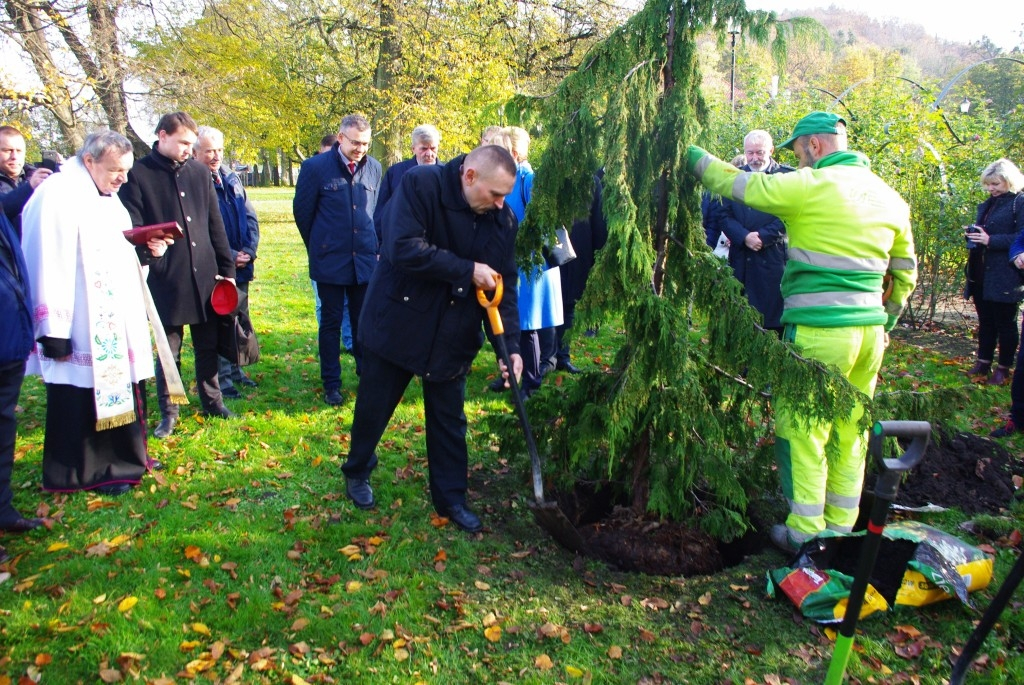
[
  {"xmin": 119, "ymin": 148, "xmax": 235, "ymax": 326},
  {"xmin": 965, "ymin": 192, "xmax": 1024, "ymax": 304},
  {"xmin": 359, "ymin": 155, "xmax": 520, "ymax": 380}
]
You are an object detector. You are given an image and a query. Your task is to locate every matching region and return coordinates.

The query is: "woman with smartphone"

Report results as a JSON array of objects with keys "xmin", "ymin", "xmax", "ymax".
[{"xmin": 964, "ymin": 158, "xmax": 1024, "ymax": 387}]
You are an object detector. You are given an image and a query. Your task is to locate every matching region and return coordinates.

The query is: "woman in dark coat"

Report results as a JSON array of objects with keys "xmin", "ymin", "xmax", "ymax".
[{"xmin": 964, "ymin": 158, "xmax": 1024, "ymax": 386}]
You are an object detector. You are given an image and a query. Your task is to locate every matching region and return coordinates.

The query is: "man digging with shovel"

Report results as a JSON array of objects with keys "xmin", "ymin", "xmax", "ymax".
[{"xmin": 342, "ymin": 144, "xmax": 523, "ymax": 534}]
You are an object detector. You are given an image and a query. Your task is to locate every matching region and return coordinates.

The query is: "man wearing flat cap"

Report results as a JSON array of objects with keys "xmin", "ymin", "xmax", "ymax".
[{"xmin": 686, "ymin": 111, "xmax": 918, "ymax": 553}]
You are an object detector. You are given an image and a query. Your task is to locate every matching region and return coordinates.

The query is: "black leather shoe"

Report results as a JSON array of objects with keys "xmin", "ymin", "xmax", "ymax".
[
  {"xmin": 0, "ymin": 517, "xmax": 44, "ymax": 533},
  {"xmin": 205, "ymin": 405, "xmax": 236, "ymax": 419},
  {"xmin": 147, "ymin": 459, "xmax": 165, "ymax": 471},
  {"xmin": 221, "ymin": 385, "xmax": 242, "ymax": 399},
  {"xmin": 325, "ymin": 389, "xmax": 344, "ymax": 406},
  {"xmin": 345, "ymin": 478, "xmax": 375, "ymax": 510},
  {"xmin": 238, "ymin": 376, "xmax": 258, "ymax": 388},
  {"xmin": 153, "ymin": 416, "xmax": 177, "ymax": 439},
  {"xmin": 556, "ymin": 360, "xmax": 582, "ymax": 374},
  {"xmin": 95, "ymin": 483, "xmax": 132, "ymax": 496},
  {"xmin": 488, "ymin": 377, "xmax": 507, "ymax": 392},
  {"xmin": 444, "ymin": 504, "xmax": 483, "ymax": 533}
]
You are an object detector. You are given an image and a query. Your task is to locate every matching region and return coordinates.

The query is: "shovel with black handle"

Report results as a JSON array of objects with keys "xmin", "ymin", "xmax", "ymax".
[
  {"xmin": 477, "ymin": 275, "xmax": 586, "ymax": 553},
  {"xmin": 825, "ymin": 419, "xmax": 931, "ymax": 685}
]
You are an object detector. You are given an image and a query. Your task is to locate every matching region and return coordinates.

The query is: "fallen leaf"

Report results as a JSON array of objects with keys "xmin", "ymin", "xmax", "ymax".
[
  {"xmin": 535, "ymin": 654, "xmax": 554, "ymax": 670},
  {"xmin": 484, "ymin": 625, "xmax": 502, "ymax": 642},
  {"xmin": 46, "ymin": 542, "xmax": 69, "ymax": 553},
  {"xmin": 608, "ymin": 645, "xmax": 623, "ymax": 659},
  {"xmin": 117, "ymin": 596, "xmax": 138, "ymax": 613},
  {"xmin": 34, "ymin": 654, "xmax": 52, "ymax": 666},
  {"xmin": 98, "ymin": 668, "xmax": 122, "ymax": 683},
  {"xmin": 566, "ymin": 665, "xmax": 584, "ymax": 678},
  {"xmin": 192, "ymin": 622, "xmax": 211, "ymax": 636},
  {"xmin": 291, "ymin": 618, "xmax": 309, "ymax": 631}
]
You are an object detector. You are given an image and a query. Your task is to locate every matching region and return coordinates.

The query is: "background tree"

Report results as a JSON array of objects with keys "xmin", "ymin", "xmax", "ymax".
[{"xmin": 0, "ymin": 0, "xmax": 148, "ymax": 154}]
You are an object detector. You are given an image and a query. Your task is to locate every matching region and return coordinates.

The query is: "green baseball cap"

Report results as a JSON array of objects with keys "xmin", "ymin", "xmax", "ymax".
[{"xmin": 778, "ymin": 111, "xmax": 847, "ymax": 150}]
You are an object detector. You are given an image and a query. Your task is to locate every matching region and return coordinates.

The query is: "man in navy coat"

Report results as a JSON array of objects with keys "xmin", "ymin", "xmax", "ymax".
[
  {"xmin": 372, "ymin": 124, "xmax": 440, "ymax": 238},
  {"xmin": 710, "ymin": 129, "xmax": 793, "ymax": 335},
  {"xmin": 342, "ymin": 145, "xmax": 523, "ymax": 533},
  {"xmin": 293, "ymin": 114, "xmax": 382, "ymax": 406}
]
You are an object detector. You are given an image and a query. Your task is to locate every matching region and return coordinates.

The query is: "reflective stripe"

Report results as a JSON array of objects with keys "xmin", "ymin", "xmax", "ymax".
[
  {"xmin": 884, "ymin": 300, "xmax": 906, "ymax": 316},
  {"xmin": 789, "ymin": 499, "xmax": 824, "ymax": 517},
  {"xmin": 888, "ymin": 256, "xmax": 916, "ymax": 271},
  {"xmin": 785, "ymin": 291, "xmax": 881, "ymax": 309},
  {"xmin": 788, "ymin": 248, "xmax": 889, "ymax": 273},
  {"xmin": 788, "ymin": 526, "xmax": 814, "ymax": 543},
  {"xmin": 825, "ymin": 522, "xmax": 854, "ymax": 533},
  {"xmin": 694, "ymin": 156, "xmax": 713, "ymax": 179},
  {"xmin": 826, "ymin": 492, "xmax": 860, "ymax": 509},
  {"xmin": 732, "ymin": 173, "xmax": 751, "ymax": 202}
]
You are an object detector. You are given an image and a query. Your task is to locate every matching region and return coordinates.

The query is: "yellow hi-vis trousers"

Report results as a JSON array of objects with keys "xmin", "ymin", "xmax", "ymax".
[{"xmin": 774, "ymin": 323, "xmax": 886, "ymax": 544}]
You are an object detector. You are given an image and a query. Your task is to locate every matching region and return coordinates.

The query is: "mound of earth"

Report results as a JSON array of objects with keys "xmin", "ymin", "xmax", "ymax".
[{"xmin": 867, "ymin": 429, "xmax": 1024, "ymax": 515}]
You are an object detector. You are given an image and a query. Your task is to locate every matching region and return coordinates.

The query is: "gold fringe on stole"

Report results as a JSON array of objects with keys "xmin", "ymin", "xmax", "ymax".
[
  {"xmin": 136, "ymin": 263, "xmax": 190, "ymax": 406},
  {"xmin": 96, "ymin": 409, "xmax": 137, "ymax": 432}
]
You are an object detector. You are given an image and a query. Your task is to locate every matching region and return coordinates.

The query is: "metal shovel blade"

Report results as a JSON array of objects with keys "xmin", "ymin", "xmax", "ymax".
[{"xmin": 478, "ymin": 278, "xmax": 585, "ymax": 553}]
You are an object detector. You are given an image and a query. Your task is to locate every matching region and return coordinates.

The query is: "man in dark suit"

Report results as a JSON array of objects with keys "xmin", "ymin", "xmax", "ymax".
[
  {"xmin": 0, "ymin": 126, "xmax": 53, "ymax": 236},
  {"xmin": 119, "ymin": 111, "xmax": 237, "ymax": 438},
  {"xmin": 342, "ymin": 145, "xmax": 522, "ymax": 534},
  {"xmin": 293, "ymin": 114, "xmax": 382, "ymax": 406}
]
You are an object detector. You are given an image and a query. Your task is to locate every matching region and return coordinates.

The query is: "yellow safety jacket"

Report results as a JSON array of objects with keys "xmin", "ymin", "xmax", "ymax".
[{"xmin": 691, "ymin": 148, "xmax": 917, "ymax": 331}]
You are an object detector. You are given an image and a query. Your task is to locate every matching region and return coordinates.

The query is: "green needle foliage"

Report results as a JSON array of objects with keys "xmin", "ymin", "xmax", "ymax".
[{"xmin": 500, "ymin": 0, "xmax": 967, "ymax": 540}]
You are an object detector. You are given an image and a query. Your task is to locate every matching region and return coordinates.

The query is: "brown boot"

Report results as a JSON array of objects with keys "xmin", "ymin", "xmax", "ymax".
[
  {"xmin": 989, "ymin": 366, "xmax": 1011, "ymax": 386},
  {"xmin": 967, "ymin": 360, "xmax": 992, "ymax": 377}
]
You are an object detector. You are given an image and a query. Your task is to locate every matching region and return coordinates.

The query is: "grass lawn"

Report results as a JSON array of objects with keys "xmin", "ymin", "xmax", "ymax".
[{"xmin": 2, "ymin": 186, "xmax": 1023, "ymax": 684}]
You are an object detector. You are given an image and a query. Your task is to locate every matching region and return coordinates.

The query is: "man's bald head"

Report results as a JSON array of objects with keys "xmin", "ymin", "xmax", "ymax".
[{"xmin": 461, "ymin": 145, "xmax": 517, "ymax": 214}]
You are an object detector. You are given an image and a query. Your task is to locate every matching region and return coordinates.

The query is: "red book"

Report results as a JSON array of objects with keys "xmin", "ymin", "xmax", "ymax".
[{"xmin": 122, "ymin": 221, "xmax": 184, "ymax": 246}]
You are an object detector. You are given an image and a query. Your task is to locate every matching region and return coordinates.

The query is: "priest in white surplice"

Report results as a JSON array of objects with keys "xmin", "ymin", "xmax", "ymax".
[{"xmin": 21, "ymin": 130, "xmax": 173, "ymax": 495}]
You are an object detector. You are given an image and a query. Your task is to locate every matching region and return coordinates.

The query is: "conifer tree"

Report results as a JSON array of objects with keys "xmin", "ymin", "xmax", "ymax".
[{"xmin": 502, "ymin": 0, "xmax": 961, "ymax": 541}]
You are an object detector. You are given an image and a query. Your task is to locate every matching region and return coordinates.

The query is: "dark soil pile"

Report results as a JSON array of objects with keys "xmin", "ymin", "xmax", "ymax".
[
  {"xmin": 867, "ymin": 429, "xmax": 1024, "ymax": 515},
  {"xmin": 541, "ymin": 430, "xmax": 1022, "ymax": 577}
]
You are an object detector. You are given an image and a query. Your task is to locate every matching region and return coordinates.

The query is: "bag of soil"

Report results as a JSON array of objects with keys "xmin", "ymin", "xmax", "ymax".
[{"xmin": 766, "ymin": 521, "xmax": 993, "ymax": 624}]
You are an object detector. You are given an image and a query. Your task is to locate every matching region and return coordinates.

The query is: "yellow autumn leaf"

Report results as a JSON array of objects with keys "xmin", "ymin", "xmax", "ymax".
[
  {"xmin": 474, "ymin": 580, "xmax": 491, "ymax": 591},
  {"xmin": 117, "ymin": 596, "xmax": 138, "ymax": 612},
  {"xmin": 394, "ymin": 648, "xmax": 410, "ymax": 661},
  {"xmin": 92, "ymin": 594, "xmax": 107, "ymax": 604},
  {"xmin": 345, "ymin": 580, "xmax": 362, "ymax": 592},
  {"xmin": 566, "ymin": 665, "xmax": 584, "ymax": 678},
  {"xmin": 47, "ymin": 542, "xmax": 69, "ymax": 552},
  {"xmin": 484, "ymin": 625, "xmax": 501, "ymax": 642},
  {"xmin": 179, "ymin": 640, "xmax": 200, "ymax": 652},
  {"xmin": 289, "ymin": 675, "xmax": 312, "ymax": 685},
  {"xmin": 192, "ymin": 622, "xmax": 211, "ymax": 636},
  {"xmin": 108, "ymin": 534, "xmax": 131, "ymax": 547},
  {"xmin": 698, "ymin": 592, "xmax": 712, "ymax": 606},
  {"xmin": 339, "ymin": 544, "xmax": 361, "ymax": 557},
  {"xmin": 368, "ymin": 536, "xmax": 384, "ymax": 546}
]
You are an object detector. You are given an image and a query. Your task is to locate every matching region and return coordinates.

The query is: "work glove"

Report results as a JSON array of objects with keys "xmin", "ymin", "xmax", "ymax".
[{"xmin": 685, "ymin": 145, "xmax": 707, "ymax": 174}]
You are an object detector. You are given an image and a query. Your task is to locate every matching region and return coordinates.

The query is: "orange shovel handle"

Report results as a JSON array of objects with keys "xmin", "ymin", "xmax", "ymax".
[{"xmin": 476, "ymin": 273, "xmax": 504, "ymax": 336}]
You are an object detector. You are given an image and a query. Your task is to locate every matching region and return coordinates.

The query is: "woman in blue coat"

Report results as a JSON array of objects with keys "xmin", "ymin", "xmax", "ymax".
[{"xmin": 964, "ymin": 158, "xmax": 1024, "ymax": 386}]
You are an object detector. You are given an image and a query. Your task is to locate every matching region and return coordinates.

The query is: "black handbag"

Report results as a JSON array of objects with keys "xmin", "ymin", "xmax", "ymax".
[{"xmin": 216, "ymin": 293, "xmax": 260, "ymax": 366}]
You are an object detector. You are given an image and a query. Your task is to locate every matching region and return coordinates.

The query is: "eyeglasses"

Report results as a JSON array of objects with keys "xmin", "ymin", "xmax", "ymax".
[{"xmin": 340, "ymin": 131, "xmax": 371, "ymax": 148}]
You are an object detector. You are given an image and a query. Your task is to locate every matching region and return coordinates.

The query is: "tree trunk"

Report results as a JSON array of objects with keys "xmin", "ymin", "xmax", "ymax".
[
  {"xmin": 3, "ymin": 0, "xmax": 84, "ymax": 149},
  {"xmin": 373, "ymin": 0, "xmax": 403, "ymax": 165}
]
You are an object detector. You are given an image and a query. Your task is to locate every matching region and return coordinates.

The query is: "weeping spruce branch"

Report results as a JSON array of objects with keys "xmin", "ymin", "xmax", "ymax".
[{"xmin": 498, "ymin": 0, "xmax": 966, "ymax": 541}]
